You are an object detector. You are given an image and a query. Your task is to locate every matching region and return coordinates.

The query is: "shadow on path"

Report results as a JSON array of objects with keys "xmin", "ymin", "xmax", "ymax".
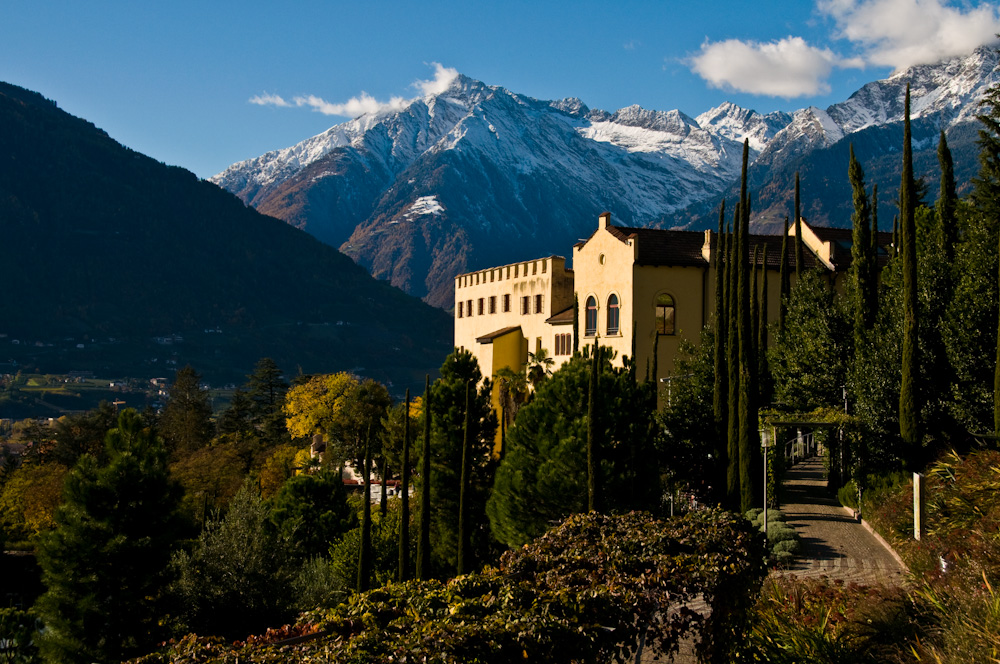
[{"xmin": 777, "ymin": 455, "xmax": 906, "ymax": 585}]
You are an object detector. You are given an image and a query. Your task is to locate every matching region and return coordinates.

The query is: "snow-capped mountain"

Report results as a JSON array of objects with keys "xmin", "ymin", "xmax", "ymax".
[{"xmin": 212, "ymin": 45, "xmax": 1000, "ymax": 308}]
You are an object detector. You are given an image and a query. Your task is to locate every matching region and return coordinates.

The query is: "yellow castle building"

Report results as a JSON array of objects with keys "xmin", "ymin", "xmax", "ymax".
[{"xmin": 454, "ymin": 211, "xmax": 888, "ymax": 418}]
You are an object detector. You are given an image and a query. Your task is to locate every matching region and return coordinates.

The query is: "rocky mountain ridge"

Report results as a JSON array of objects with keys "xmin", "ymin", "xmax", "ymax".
[{"xmin": 213, "ymin": 46, "xmax": 1000, "ymax": 307}]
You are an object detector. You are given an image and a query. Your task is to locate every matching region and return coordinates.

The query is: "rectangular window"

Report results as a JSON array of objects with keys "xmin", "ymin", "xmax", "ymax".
[
  {"xmin": 503, "ymin": 294, "xmax": 511, "ymax": 312},
  {"xmin": 534, "ymin": 294, "xmax": 543, "ymax": 314},
  {"xmin": 457, "ymin": 301, "xmax": 464, "ymax": 318},
  {"xmin": 489, "ymin": 296, "xmax": 497, "ymax": 314},
  {"xmin": 542, "ymin": 259, "xmax": 547, "ymax": 274},
  {"xmin": 554, "ymin": 333, "xmax": 572, "ymax": 356},
  {"xmin": 521, "ymin": 296, "xmax": 529, "ymax": 315},
  {"xmin": 478, "ymin": 298, "xmax": 485, "ymax": 315},
  {"xmin": 467, "ymin": 299, "xmax": 473, "ymax": 316}
]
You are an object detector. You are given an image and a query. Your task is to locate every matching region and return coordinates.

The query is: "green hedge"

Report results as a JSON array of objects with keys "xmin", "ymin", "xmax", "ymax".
[{"xmin": 133, "ymin": 508, "xmax": 767, "ymax": 664}]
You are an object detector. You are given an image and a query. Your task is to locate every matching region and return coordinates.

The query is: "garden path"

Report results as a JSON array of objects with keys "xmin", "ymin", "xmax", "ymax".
[
  {"xmin": 645, "ymin": 454, "xmax": 907, "ymax": 663},
  {"xmin": 775, "ymin": 455, "xmax": 907, "ymax": 586}
]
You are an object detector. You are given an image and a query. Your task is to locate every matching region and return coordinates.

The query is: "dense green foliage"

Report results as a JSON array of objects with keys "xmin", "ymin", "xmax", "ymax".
[
  {"xmin": 770, "ymin": 270, "xmax": 851, "ymax": 411},
  {"xmin": 269, "ymin": 469, "xmax": 356, "ymax": 559},
  {"xmin": 35, "ymin": 409, "xmax": 182, "ymax": 664},
  {"xmin": 424, "ymin": 350, "xmax": 497, "ymax": 574},
  {"xmin": 129, "ymin": 510, "xmax": 766, "ymax": 664},
  {"xmin": 168, "ymin": 483, "xmax": 298, "ymax": 640},
  {"xmin": 487, "ymin": 349, "xmax": 658, "ymax": 548}
]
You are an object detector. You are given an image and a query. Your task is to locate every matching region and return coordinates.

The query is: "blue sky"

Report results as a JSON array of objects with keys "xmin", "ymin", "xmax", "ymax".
[{"xmin": 4, "ymin": 0, "xmax": 998, "ymax": 179}]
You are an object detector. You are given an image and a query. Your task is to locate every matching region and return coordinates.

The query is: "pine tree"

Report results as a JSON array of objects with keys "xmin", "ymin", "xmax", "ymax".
[
  {"xmin": 416, "ymin": 375, "xmax": 432, "ymax": 580},
  {"xmin": 794, "ymin": 172, "xmax": 803, "ymax": 279},
  {"xmin": 457, "ymin": 381, "xmax": 471, "ymax": 575},
  {"xmin": 246, "ymin": 358, "xmax": 289, "ymax": 448},
  {"xmin": 899, "ymin": 83, "xmax": 921, "ymax": 454},
  {"xmin": 159, "ymin": 365, "xmax": 213, "ymax": 457},
  {"xmin": 587, "ymin": 337, "xmax": 601, "ymax": 512},
  {"xmin": 36, "ymin": 409, "xmax": 182, "ymax": 664}
]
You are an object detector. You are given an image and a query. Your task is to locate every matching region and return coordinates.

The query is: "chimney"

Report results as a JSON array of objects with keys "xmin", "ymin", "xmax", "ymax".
[{"xmin": 599, "ymin": 211, "xmax": 611, "ymax": 230}]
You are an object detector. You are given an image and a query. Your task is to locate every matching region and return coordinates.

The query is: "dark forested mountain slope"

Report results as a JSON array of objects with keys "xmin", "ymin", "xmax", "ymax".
[{"xmin": 0, "ymin": 82, "xmax": 451, "ymax": 388}]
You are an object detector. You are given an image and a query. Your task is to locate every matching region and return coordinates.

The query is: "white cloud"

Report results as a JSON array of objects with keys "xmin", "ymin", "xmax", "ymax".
[
  {"xmin": 249, "ymin": 93, "xmax": 291, "ymax": 107},
  {"xmin": 818, "ymin": 0, "xmax": 1000, "ymax": 70},
  {"xmin": 251, "ymin": 62, "xmax": 460, "ymax": 118},
  {"xmin": 689, "ymin": 36, "xmax": 842, "ymax": 98},
  {"xmin": 414, "ymin": 62, "xmax": 460, "ymax": 96},
  {"xmin": 292, "ymin": 92, "xmax": 409, "ymax": 117}
]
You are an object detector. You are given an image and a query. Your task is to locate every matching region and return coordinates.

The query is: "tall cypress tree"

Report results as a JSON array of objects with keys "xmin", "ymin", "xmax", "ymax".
[
  {"xmin": 713, "ymin": 203, "xmax": 728, "ymax": 498},
  {"xmin": 587, "ymin": 337, "xmax": 601, "ymax": 512},
  {"xmin": 938, "ymin": 131, "xmax": 958, "ymax": 264},
  {"xmin": 779, "ymin": 215, "xmax": 790, "ymax": 335},
  {"xmin": 899, "ymin": 83, "xmax": 921, "ymax": 454},
  {"xmin": 849, "ymin": 144, "xmax": 875, "ymax": 341},
  {"xmin": 751, "ymin": 244, "xmax": 760, "ymax": 362},
  {"xmin": 456, "ymin": 381, "xmax": 471, "ymax": 575},
  {"xmin": 870, "ymin": 183, "xmax": 880, "ymax": 320},
  {"xmin": 416, "ymin": 375, "xmax": 432, "ymax": 580},
  {"xmin": 794, "ymin": 173, "xmax": 803, "ymax": 279},
  {"xmin": 726, "ymin": 203, "xmax": 741, "ymax": 506},
  {"xmin": 758, "ymin": 244, "xmax": 770, "ymax": 404},
  {"xmin": 357, "ymin": 425, "xmax": 373, "ymax": 592},
  {"xmin": 398, "ymin": 389, "xmax": 411, "ymax": 582},
  {"xmin": 738, "ymin": 141, "xmax": 757, "ymax": 512},
  {"xmin": 996, "ymin": 226, "xmax": 1000, "ymax": 436}
]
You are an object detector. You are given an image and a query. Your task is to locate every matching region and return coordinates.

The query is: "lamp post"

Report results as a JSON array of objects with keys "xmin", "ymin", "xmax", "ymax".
[{"xmin": 760, "ymin": 427, "xmax": 774, "ymax": 544}]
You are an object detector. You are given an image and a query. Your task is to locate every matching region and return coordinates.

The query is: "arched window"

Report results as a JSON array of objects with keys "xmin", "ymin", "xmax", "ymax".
[
  {"xmin": 607, "ymin": 294, "xmax": 620, "ymax": 335},
  {"xmin": 585, "ymin": 296, "xmax": 598, "ymax": 336},
  {"xmin": 655, "ymin": 294, "xmax": 675, "ymax": 335}
]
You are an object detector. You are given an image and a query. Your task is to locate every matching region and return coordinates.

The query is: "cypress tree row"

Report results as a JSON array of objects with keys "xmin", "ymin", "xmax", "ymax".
[
  {"xmin": 587, "ymin": 337, "xmax": 601, "ymax": 512},
  {"xmin": 398, "ymin": 389, "xmax": 411, "ymax": 582},
  {"xmin": 899, "ymin": 83, "xmax": 921, "ymax": 454},
  {"xmin": 794, "ymin": 172, "xmax": 803, "ymax": 279},
  {"xmin": 779, "ymin": 215, "xmax": 790, "ymax": 335},
  {"xmin": 457, "ymin": 381, "xmax": 471, "ymax": 575},
  {"xmin": 848, "ymin": 144, "xmax": 875, "ymax": 342},
  {"xmin": 357, "ymin": 425, "xmax": 373, "ymax": 592},
  {"xmin": 417, "ymin": 375, "xmax": 432, "ymax": 580}
]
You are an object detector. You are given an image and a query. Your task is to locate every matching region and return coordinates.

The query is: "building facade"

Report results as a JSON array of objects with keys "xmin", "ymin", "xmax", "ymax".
[{"xmin": 455, "ymin": 211, "xmax": 888, "ymax": 416}]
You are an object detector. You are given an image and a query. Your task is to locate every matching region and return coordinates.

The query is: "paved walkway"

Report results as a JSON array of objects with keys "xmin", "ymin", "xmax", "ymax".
[
  {"xmin": 644, "ymin": 454, "xmax": 906, "ymax": 663},
  {"xmin": 776, "ymin": 455, "xmax": 907, "ymax": 586}
]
